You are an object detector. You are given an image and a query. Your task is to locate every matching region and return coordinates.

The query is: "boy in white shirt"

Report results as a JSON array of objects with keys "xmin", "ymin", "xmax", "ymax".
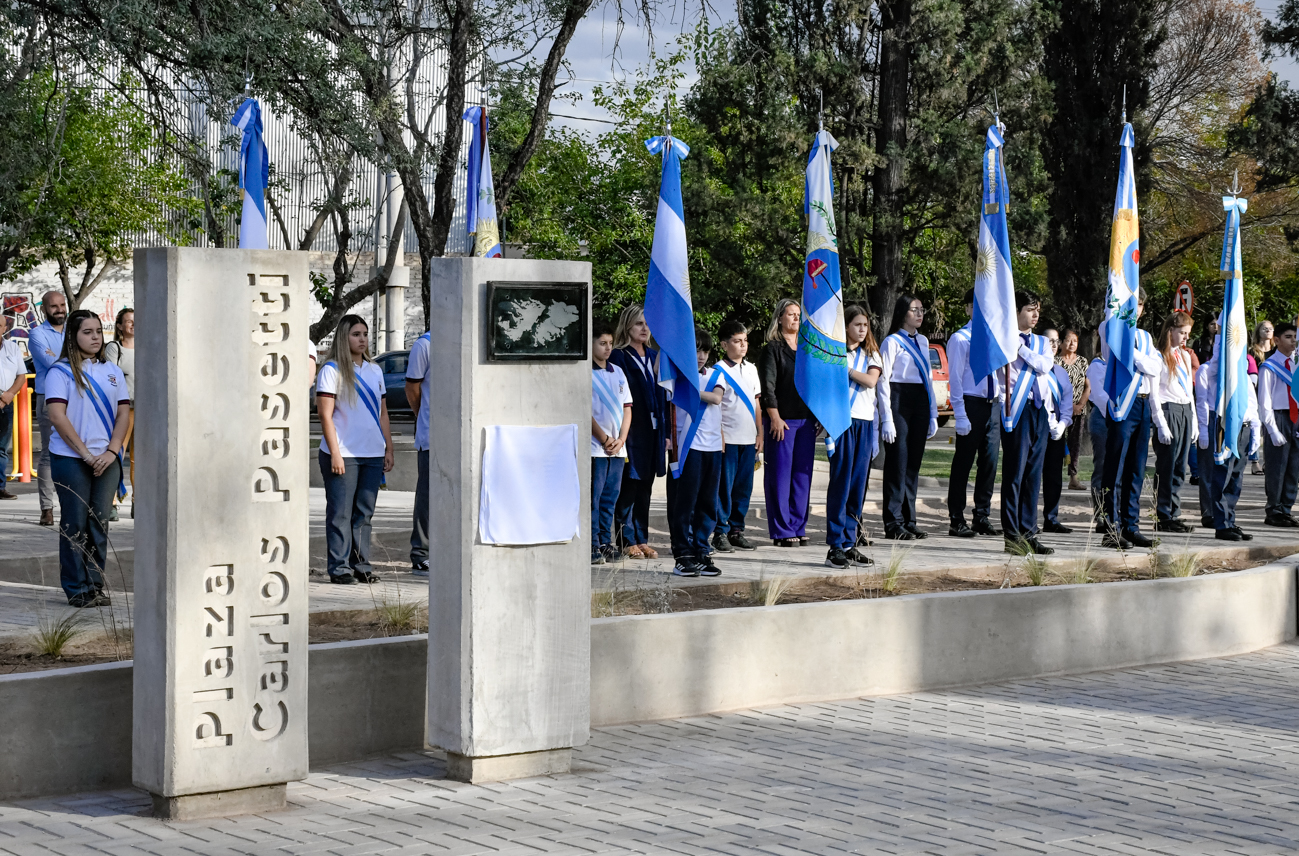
[
  {"xmin": 666, "ymin": 328, "xmax": 726, "ymax": 577},
  {"xmin": 1258, "ymin": 321, "xmax": 1299, "ymax": 527},
  {"xmin": 710, "ymin": 320, "xmax": 762, "ymax": 554},
  {"xmin": 591, "ymin": 322, "xmax": 633, "ymax": 564},
  {"xmin": 1195, "ymin": 332, "xmax": 1262, "ymax": 539}
]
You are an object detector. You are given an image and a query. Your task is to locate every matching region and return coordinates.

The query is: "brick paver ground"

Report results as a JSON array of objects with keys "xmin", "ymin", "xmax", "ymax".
[{"xmin": 5, "ymin": 644, "xmax": 1299, "ymax": 854}]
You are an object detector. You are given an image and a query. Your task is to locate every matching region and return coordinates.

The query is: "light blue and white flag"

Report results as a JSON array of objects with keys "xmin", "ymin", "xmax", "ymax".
[
  {"xmin": 796, "ymin": 129, "xmax": 849, "ymax": 455},
  {"xmin": 1103, "ymin": 122, "xmax": 1142, "ymax": 419},
  {"xmin": 970, "ymin": 123, "xmax": 1019, "ymax": 387},
  {"xmin": 1215, "ymin": 195, "xmax": 1250, "ymax": 463},
  {"xmin": 643, "ymin": 133, "xmax": 700, "ymax": 478},
  {"xmin": 232, "ymin": 98, "xmax": 269, "ymax": 250},
  {"xmin": 463, "ymin": 106, "xmax": 502, "ymax": 258}
]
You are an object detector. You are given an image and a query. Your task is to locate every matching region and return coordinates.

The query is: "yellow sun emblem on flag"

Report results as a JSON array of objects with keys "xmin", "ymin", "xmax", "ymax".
[{"xmin": 976, "ymin": 243, "xmax": 997, "ymax": 278}]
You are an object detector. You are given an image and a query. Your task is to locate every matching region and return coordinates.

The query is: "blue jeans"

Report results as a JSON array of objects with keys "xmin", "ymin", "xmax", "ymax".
[
  {"xmin": 715, "ymin": 443, "xmax": 756, "ymax": 536},
  {"xmin": 591, "ymin": 456, "xmax": 624, "ymax": 549},
  {"xmin": 320, "ymin": 452, "xmax": 384, "ymax": 579},
  {"xmin": 0, "ymin": 400, "xmax": 11, "ymax": 491},
  {"xmin": 410, "ymin": 449, "xmax": 429, "ymax": 565},
  {"xmin": 826, "ymin": 419, "xmax": 874, "ymax": 550},
  {"xmin": 1102, "ymin": 396, "xmax": 1151, "ymax": 533},
  {"xmin": 666, "ymin": 449, "xmax": 722, "ymax": 559},
  {"xmin": 51, "ymin": 453, "xmax": 120, "ymax": 600}
]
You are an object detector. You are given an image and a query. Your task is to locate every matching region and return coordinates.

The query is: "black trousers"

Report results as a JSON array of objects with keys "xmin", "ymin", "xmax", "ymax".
[
  {"xmin": 1001, "ymin": 403, "xmax": 1048, "ymax": 538},
  {"xmin": 1264, "ymin": 410, "xmax": 1299, "ymax": 517},
  {"xmin": 1153, "ymin": 402, "xmax": 1192, "ymax": 522},
  {"xmin": 948, "ymin": 396, "xmax": 1000, "ymax": 525},
  {"xmin": 615, "ymin": 472, "xmax": 655, "ymax": 547},
  {"xmin": 882, "ymin": 383, "xmax": 930, "ymax": 532},
  {"xmin": 1102, "ymin": 396, "xmax": 1151, "ymax": 534},
  {"xmin": 1043, "ymin": 434, "xmax": 1068, "ymax": 525}
]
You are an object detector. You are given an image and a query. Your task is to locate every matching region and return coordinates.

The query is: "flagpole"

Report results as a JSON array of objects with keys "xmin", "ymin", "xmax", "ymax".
[{"xmin": 991, "ymin": 92, "xmax": 1011, "ymax": 420}]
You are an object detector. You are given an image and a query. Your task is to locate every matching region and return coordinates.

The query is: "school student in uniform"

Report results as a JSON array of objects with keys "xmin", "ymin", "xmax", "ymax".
[
  {"xmin": 878, "ymin": 293, "xmax": 937, "ymax": 540},
  {"xmin": 710, "ymin": 320, "xmax": 762, "ymax": 553},
  {"xmin": 1041, "ymin": 330, "xmax": 1075, "ymax": 534},
  {"xmin": 1195, "ymin": 360, "xmax": 1215, "ymax": 529},
  {"xmin": 999, "ymin": 292, "xmax": 1057, "ymax": 555},
  {"xmin": 665, "ymin": 328, "xmax": 726, "ymax": 577},
  {"xmin": 43, "ymin": 309, "xmax": 130, "ymax": 607},
  {"xmin": 824, "ymin": 305, "xmax": 880, "ymax": 569},
  {"xmin": 1196, "ymin": 332, "xmax": 1261, "ymax": 540},
  {"xmin": 591, "ymin": 321, "xmax": 634, "ymax": 564},
  {"xmin": 609, "ymin": 304, "xmax": 667, "ymax": 559},
  {"xmin": 1150, "ymin": 311, "xmax": 1198, "ymax": 533},
  {"xmin": 317, "ymin": 315, "xmax": 395, "ymax": 585},
  {"xmin": 405, "ymin": 329, "xmax": 432, "ymax": 577},
  {"xmin": 1085, "ymin": 343, "xmax": 1109, "ymax": 530},
  {"xmin": 1101, "ymin": 288, "xmax": 1162, "ymax": 550},
  {"xmin": 945, "ymin": 288, "xmax": 1002, "ymax": 538},
  {"xmin": 1258, "ymin": 321, "xmax": 1299, "ymax": 527}
]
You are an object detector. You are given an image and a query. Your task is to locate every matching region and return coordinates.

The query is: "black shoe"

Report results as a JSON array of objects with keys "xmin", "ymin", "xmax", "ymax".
[
  {"xmin": 949, "ymin": 521, "xmax": 976, "ymax": 538},
  {"xmin": 711, "ymin": 533, "xmax": 734, "ymax": 553},
  {"xmin": 826, "ymin": 548, "xmax": 849, "ymax": 570},
  {"xmin": 67, "ymin": 592, "xmax": 97, "ymax": 608},
  {"xmin": 1231, "ymin": 526, "xmax": 1254, "ymax": 541},
  {"xmin": 1189, "ymin": 475, "xmax": 1200, "ymax": 485},
  {"xmin": 1155, "ymin": 519, "xmax": 1192, "ymax": 533},
  {"xmin": 354, "ymin": 571, "xmax": 378, "ymax": 584},
  {"xmin": 1094, "ymin": 521, "xmax": 1110, "ymax": 534},
  {"xmin": 971, "ymin": 519, "xmax": 1001, "ymax": 537},
  {"xmin": 601, "ymin": 544, "xmax": 621, "ymax": 562},
  {"xmin": 1101, "ymin": 532, "xmax": 1130, "ymax": 550},
  {"xmin": 330, "ymin": 574, "xmax": 358, "ymax": 585},
  {"xmin": 885, "ymin": 528, "xmax": 916, "ymax": 541},
  {"xmin": 1287, "ymin": 515, "xmax": 1299, "ymax": 528},
  {"xmin": 697, "ymin": 560, "xmax": 722, "ymax": 577},
  {"xmin": 1027, "ymin": 537, "xmax": 1055, "ymax": 555},
  {"xmin": 846, "ymin": 547, "xmax": 873, "ymax": 567},
  {"xmin": 1042, "ymin": 521, "xmax": 1073, "ymax": 534},
  {"xmin": 1215, "ymin": 528, "xmax": 1243, "ymax": 542},
  {"xmin": 1264, "ymin": 515, "xmax": 1297, "ymax": 528},
  {"xmin": 672, "ymin": 559, "xmax": 701, "ymax": 577},
  {"xmin": 798, "ymin": 537, "xmax": 810, "ymax": 546},
  {"xmin": 1123, "ymin": 530, "xmax": 1154, "ymax": 549},
  {"xmin": 1201, "ymin": 516, "xmax": 1214, "ymax": 529},
  {"xmin": 591, "ymin": 551, "xmax": 606, "ymax": 566},
  {"xmin": 855, "ymin": 530, "xmax": 874, "ymax": 547},
  {"xmin": 1003, "ymin": 537, "xmax": 1031, "ymax": 555},
  {"xmin": 903, "ymin": 524, "xmax": 928, "ymax": 540},
  {"xmin": 774, "ymin": 538, "xmax": 797, "ymax": 548},
  {"xmin": 93, "ymin": 591, "xmax": 112, "ymax": 606}
]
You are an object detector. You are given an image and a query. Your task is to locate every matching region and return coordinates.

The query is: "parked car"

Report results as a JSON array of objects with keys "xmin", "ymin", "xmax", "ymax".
[
  {"xmin": 929, "ymin": 342, "xmax": 953, "ymax": 426},
  {"xmin": 310, "ymin": 349, "xmax": 412, "ymax": 415}
]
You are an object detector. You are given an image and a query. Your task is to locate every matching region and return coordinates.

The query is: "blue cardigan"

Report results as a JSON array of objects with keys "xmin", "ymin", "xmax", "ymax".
[{"xmin": 608, "ymin": 345, "xmax": 667, "ymax": 480}]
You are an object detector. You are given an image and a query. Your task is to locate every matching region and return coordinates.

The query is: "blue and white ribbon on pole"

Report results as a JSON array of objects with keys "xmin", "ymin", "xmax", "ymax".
[
  {"xmin": 1215, "ymin": 195, "xmax": 1250, "ymax": 463},
  {"xmin": 796, "ymin": 129, "xmax": 850, "ymax": 455},
  {"xmin": 1103, "ymin": 122, "xmax": 1142, "ymax": 420},
  {"xmin": 231, "ymin": 98, "xmax": 269, "ymax": 250},
  {"xmin": 643, "ymin": 133, "xmax": 700, "ymax": 479},
  {"xmin": 463, "ymin": 106, "xmax": 502, "ymax": 258},
  {"xmin": 970, "ymin": 122, "xmax": 1019, "ymax": 387}
]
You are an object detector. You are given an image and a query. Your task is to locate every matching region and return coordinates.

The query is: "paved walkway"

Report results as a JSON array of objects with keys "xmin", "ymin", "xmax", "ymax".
[{"xmin": 5, "ymin": 643, "xmax": 1299, "ymax": 854}]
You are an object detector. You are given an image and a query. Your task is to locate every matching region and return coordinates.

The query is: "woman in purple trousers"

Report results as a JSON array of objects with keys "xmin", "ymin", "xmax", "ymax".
[{"xmin": 759, "ymin": 299, "xmax": 817, "ymax": 547}]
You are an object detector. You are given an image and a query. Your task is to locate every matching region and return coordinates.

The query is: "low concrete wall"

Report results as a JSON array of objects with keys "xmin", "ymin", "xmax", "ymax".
[
  {"xmin": 590, "ymin": 563, "xmax": 1298, "ymax": 725},
  {"xmin": 0, "ymin": 636, "xmax": 430, "ymax": 801}
]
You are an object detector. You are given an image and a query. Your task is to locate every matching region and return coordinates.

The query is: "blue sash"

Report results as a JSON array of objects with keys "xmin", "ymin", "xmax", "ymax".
[
  {"xmin": 847, "ymin": 347, "xmax": 870, "ymax": 412},
  {"xmin": 324, "ymin": 361, "xmax": 387, "ymax": 484},
  {"xmin": 50, "ymin": 362, "xmax": 126, "ymax": 498},
  {"xmin": 711, "ymin": 362, "xmax": 755, "ymax": 420},
  {"xmin": 671, "ymin": 366, "xmax": 723, "ymax": 478},
  {"xmin": 1262, "ymin": 359, "xmax": 1295, "ymax": 412},
  {"xmin": 889, "ymin": 332, "xmax": 934, "ymax": 406},
  {"xmin": 1173, "ymin": 350, "xmax": 1193, "ymax": 398},
  {"xmin": 592, "ymin": 370, "xmax": 626, "ymax": 440},
  {"xmin": 1002, "ymin": 335, "xmax": 1049, "ymax": 431},
  {"xmin": 1109, "ymin": 330, "xmax": 1154, "ymax": 420}
]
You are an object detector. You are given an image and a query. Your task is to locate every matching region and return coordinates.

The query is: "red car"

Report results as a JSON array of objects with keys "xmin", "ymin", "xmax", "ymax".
[{"xmin": 929, "ymin": 342, "xmax": 953, "ymax": 426}]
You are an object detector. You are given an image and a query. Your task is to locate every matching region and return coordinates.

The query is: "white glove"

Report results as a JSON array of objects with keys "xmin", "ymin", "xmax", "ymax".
[
  {"xmin": 1191, "ymin": 421, "xmax": 1199, "ymax": 445},
  {"xmin": 927, "ymin": 418, "xmax": 938, "ymax": 439},
  {"xmin": 881, "ymin": 421, "xmax": 897, "ymax": 444},
  {"xmin": 1156, "ymin": 424, "xmax": 1171, "ymax": 445},
  {"xmin": 1050, "ymin": 423, "xmax": 1065, "ymax": 441},
  {"xmin": 1250, "ymin": 427, "xmax": 1262, "ymax": 456},
  {"xmin": 955, "ymin": 416, "xmax": 972, "ymax": 436}
]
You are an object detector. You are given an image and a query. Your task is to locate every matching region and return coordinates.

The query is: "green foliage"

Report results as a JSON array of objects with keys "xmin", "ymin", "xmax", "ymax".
[{"xmin": 32, "ymin": 609, "xmax": 84, "ymax": 657}]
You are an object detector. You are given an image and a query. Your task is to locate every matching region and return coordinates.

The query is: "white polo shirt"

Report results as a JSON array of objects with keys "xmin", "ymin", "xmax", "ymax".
[
  {"xmin": 0, "ymin": 337, "xmax": 24, "ymax": 395},
  {"xmin": 591, "ymin": 362, "xmax": 634, "ymax": 458},
  {"xmin": 714, "ymin": 359, "xmax": 760, "ymax": 446},
  {"xmin": 675, "ymin": 367, "xmax": 727, "ymax": 453},
  {"xmin": 847, "ymin": 347, "xmax": 883, "ymax": 421},
  {"xmin": 317, "ymin": 359, "xmax": 387, "ymax": 458},
  {"xmin": 44, "ymin": 359, "xmax": 130, "ymax": 457},
  {"xmin": 405, "ymin": 333, "xmax": 432, "ymax": 452}
]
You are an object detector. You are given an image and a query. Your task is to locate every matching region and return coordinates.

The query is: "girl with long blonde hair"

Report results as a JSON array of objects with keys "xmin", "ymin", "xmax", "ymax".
[
  {"xmin": 1150, "ymin": 310, "xmax": 1197, "ymax": 532},
  {"xmin": 607, "ymin": 303, "xmax": 667, "ymax": 558}
]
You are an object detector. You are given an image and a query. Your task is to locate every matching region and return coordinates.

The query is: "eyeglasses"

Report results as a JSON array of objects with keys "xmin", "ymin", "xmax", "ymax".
[{"xmin": 909, "ymin": 306, "xmax": 925, "ymax": 314}]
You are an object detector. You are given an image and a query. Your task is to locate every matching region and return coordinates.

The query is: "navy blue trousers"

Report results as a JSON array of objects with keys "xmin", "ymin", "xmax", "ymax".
[
  {"xmin": 714, "ymin": 443, "xmax": 756, "ymax": 536},
  {"xmin": 410, "ymin": 449, "xmax": 429, "ymax": 564},
  {"xmin": 1000, "ymin": 403, "xmax": 1047, "ymax": 539},
  {"xmin": 1204, "ymin": 412, "xmax": 1249, "ymax": 530},
  {"xmin": 1102, "ymin": 396, "xmax": 1151, "ymax": 533},
  {"xmin": 1264, "ymin": 410, "xmax": 1299, "ymax": 518},
  {"xmin": 948, "ymin": 396, "xmax": 1000, "ymax": 525},
  {"xmin": 666, "ymin": 449, "xmax": 722, "ymax": 559},
  {"xmin": 826, "ymin": 418, "xmax": 875, "ymax": 550},
  {"xmin": 1088, "ymin": 406, "xmax": 1109, "ymax": 520}
]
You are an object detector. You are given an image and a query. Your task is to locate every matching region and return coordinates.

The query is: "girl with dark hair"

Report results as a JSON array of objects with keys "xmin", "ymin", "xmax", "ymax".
[
  {"xmin": 317, "ymin": 315, "xmax": 394, "ymax": 584},
  {"xmin": 104, "ymin": 307, "xmax": 135, "ymax": 520},
  {"xmin": 608, "ymin": 303, "xmax": 668, "ymax": 558},
  {"xmin": 759, "ymin": 299, "xmax": 817, "ymax": 546},
  {"xmin": 1151, "ymin": 311, "xmax": 1197, "ymax": 531},
  {"xmin": 44, "ymin": 309, "xmax": 131, "ymax": 607},
  {"xmin": 878, "ymin": 293, "xmax": 936, "ymax": 540},
  {"xmin": 824, "ymin": 305, "xmax": 880, "ymax": 568}
]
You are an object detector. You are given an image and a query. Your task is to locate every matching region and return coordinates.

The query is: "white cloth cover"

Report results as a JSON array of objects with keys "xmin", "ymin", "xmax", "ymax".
[{"xmin": 479, "ymin": 424, "xmax": 581, "ymax": 545}]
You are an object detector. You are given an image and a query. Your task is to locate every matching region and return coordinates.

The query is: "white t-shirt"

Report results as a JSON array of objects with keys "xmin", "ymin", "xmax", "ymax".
[
  {"xmin": 715, "ymin": 359, "xmax": 760, "ymax": 446},
  {"xmin": 405, "ymin": 334, "xmax": 432, "ymax": 452},
  {"xmin": 848, "ymin": 347, "xmax": 883, "ymax": 421},
  {"xmin": 44, "ymin": 359, "xmax": 130, "ymax": 457},
  {"xmin": 0, "ymin": 337, "xmax": 24, "ymax": 394},
  {"xmin": 592, "ymin": 363, "xmax": 634, "ymax": 458},
  {"xmin": 317, "ymin": 359, "xmax": 387, "ymax": 458},
  {"xmin": 674, "ymin": 367, "xmax": 727, "ymax": 454}
]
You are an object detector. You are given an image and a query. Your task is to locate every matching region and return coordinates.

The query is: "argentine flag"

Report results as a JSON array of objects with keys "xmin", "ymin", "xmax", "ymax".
[
  {"xmin": 463, "ymin": 106, "xmax": 502, "ymax": 258},
  {"xmin": 796, "ymin": 129, "xmax": 850, "ymax": 454},
  {"xmin": 643, "ymin": 134, "xmax": 700, "ymax": 478},
  {"xmin": 969, "ymin": 122, "xmax": 1019, "ymax": 385},
  {"xmin": 1215, "ymin": 195, "xmax": 1250, "ymax": 463},
  {"xmin": 232, "ymin": 98, "xmax": 269, "ymax": 250},
  {"xmin": 1102, "ymin": 123, "xmax": 1142, "ymax": 420}
]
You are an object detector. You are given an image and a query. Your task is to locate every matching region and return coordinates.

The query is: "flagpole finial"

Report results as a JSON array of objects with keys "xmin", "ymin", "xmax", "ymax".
[
  {"xmin": 244, "ymin": 72, "xmax": 253, "ymax": 94},
  {"xmin": 993, "ymin": 88, "xmax": 1000, "ymax": 125},
  {"xmin": 1122, "ymin": 84, "xmax": 1127, "ymax": 124},
  {"xmin": 664, "ymin": 100, "xmax": 671, "ymax": 136},
  {"xmin": 1230, "ymin": 169, "xmax": 1242, "ymax": 198},
  {"xmin": 819, "ymin": 90, "xmax": 824, "ymax": 131}
]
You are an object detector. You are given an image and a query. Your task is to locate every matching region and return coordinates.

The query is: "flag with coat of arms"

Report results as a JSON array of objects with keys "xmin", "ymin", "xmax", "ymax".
[{"xmin": 1102, "ymin": 122, "xmax": 1142, "ymax": 419}]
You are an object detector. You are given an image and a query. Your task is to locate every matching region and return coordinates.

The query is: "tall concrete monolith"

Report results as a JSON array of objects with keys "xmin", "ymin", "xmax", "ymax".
[
  {"xmin": 426, "ymin": 257, "xmax": 592, "ymax": 783},
  {"xmin": 132, "ymin": 248, "xmax": 311, "ymax": 819}
]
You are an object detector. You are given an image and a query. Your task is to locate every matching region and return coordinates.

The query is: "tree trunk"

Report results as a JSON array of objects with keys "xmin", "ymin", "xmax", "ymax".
[{"xmin": 870, "ymin": 0, "xmax": 910, "ymax": 340}]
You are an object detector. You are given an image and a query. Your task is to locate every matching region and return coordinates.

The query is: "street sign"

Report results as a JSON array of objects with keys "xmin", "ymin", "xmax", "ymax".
[{"xmin": 1174, "ymin": 280, "xmax": 1194, "ymax": 314}]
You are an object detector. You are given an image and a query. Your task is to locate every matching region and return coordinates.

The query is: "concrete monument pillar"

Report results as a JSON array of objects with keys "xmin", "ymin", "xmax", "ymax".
[
  {"xmin": 132, "ymin": 248, "xmax": 311, "ymax": 819},
  {"xmin": 427, "ymin": 256, "xmax": 592, "ymax": 783}
]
